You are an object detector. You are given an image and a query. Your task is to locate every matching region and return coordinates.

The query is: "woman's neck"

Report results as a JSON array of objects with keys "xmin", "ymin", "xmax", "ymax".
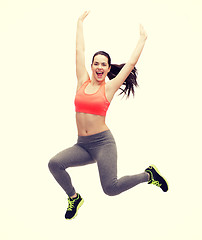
[{"xmin": 90, "ymin": 76, "xmax": 105, "ymax": 86}]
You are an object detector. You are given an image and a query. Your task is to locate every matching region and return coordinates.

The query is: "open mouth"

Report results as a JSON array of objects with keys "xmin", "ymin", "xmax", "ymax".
[{"xmin": 96, "ymin": 71, "xmax": 104, "ymax": 78}]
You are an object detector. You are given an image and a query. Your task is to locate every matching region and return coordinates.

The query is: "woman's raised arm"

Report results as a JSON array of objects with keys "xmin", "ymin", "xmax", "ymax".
[
  {"xmin": 107, "ymin": 24, "xmax": 148, "ymax": 95},
  {"xmin": 76, "ymin": 11, "xmax": 90, "ymax": 84}
]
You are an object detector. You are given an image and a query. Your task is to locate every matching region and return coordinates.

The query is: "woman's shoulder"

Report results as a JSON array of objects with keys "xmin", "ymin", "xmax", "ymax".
[{"xmin": 76, "ymin": 77, "xmax": 90, "ymax": 92}]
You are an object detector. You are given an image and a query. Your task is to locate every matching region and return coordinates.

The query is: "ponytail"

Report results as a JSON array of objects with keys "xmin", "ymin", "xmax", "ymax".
[
  {"xmin": 92, "ymin": 51, "xmax": 138, "ymax": 98},
  {"xmin": 107, "ymin": 64, "xmax": 138, "ymax": 98}
]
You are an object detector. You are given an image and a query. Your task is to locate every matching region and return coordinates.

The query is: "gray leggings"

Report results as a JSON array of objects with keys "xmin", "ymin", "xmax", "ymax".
[{"xmin": 48, "ymin": 130, "xmax": 148, "ymax": 197}]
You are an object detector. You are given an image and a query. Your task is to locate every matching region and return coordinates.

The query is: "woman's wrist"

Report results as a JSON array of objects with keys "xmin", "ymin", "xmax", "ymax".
[
  {"xmin": 78, "ymin": 16, "xmax": 84, "ymax": 21},
  {"xmin": 77, "ymin": 18, "xmax": 84, "ymax": 25}
]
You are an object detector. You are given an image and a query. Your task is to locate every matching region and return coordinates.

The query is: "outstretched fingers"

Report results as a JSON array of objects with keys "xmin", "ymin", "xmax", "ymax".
[
  {"xmin": 79, "ymin": 11, "xmax": 90, "ymax": 22},
  {"xmin": 140, "ymin": 24, "xmax": 148, "ymax": 39}
]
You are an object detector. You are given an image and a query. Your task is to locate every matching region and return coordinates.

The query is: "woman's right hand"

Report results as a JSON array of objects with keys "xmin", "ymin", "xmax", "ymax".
[{"xmin": 78, "ymin": 11, "xmax": 90, "ymax": 22}]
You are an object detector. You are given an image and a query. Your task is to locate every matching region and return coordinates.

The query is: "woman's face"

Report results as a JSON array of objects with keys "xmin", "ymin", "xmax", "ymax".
[{"xmin": 91, "ymin": 54, "xmax": 111, "ymax": 82}]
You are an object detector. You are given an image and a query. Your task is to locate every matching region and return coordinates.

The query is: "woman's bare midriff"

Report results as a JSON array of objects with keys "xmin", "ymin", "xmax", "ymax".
[{"xmin": 76, "ymin": 112, "xmax": 109, "ymax": 136}]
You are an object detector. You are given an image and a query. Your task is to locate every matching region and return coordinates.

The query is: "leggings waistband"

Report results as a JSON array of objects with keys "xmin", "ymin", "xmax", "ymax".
[{"xmin": 77, "ymin": 130, "xmax": 114, "ymax": 144}]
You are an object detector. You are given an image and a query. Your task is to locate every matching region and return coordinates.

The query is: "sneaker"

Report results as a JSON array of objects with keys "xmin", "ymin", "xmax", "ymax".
[
  {"xmin": 65, "ymin": 193, "xmax": 84, "ymax": 220},
  {"xmin": 145, "ymin": 165, "xmax": 169, "ymax": 192}
]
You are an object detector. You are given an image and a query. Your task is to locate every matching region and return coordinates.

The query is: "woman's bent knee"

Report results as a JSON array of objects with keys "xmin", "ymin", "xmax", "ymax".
[
  {"xmin": 48, "ymin": 158, "xmax": 62, "ymax": 172},
  {"xmin": 103, "ymin": 185, "xmax": 118, "ymax": 196}
]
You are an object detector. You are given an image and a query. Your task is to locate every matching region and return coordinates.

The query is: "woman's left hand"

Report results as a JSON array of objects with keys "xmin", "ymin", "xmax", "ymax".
[
  {"xmin": 140, "ymin": 24, "xmax": 148, "ymax": 40},
  {"xmin": 78, "ymin": 11, "xmax": 90, "ymax": 22}
]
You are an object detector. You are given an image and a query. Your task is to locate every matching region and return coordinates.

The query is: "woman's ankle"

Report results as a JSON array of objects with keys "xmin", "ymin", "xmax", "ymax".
[{"xmin": 70, "ymin": 193, "xmax": 77, "ymax": 199}]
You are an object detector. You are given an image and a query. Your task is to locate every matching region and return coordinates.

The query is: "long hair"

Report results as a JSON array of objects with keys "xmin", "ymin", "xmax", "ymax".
[{"xmin": 92, "ymin": 51, "xmax": 138, "ymax": 98}]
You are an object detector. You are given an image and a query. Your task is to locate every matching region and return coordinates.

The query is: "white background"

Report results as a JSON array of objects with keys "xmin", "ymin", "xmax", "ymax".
[{"xmin": 1, "ymin": 0, "xmax": 202, "ymax": 239}]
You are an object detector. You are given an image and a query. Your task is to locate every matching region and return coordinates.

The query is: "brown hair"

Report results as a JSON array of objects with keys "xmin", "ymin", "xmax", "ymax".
[{"xmin": 92, "ymin": 51, "xmax": 138, "ymax": 98}]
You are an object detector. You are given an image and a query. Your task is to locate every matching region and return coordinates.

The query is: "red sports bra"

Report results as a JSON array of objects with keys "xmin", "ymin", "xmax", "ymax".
[{"xmin": 74, "ymin": 79, "xmax": 110, "ymax": 116}]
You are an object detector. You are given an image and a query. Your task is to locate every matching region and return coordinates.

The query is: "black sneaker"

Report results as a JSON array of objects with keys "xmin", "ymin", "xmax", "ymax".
[
  {"xmin": 65, "ymin": 193, "xmax": 84, "ymax": 220},
  {"xmin": 145, "ymin": 165, "xmax": 169, "ymax": 192}
]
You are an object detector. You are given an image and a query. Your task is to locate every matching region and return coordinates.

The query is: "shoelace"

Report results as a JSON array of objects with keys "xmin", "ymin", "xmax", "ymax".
[
  {"xmin": 151, "ymin": 179, "xmax": 162, "ymax": 187},
  {"xmin": 67, "ymin": 198, "xmax": 76, "ymax": 211}
]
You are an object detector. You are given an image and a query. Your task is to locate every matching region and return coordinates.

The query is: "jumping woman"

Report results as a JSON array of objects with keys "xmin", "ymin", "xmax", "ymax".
[{"xmin": 48, "ymin": 11, "xmax": 168, "ymax": 220}]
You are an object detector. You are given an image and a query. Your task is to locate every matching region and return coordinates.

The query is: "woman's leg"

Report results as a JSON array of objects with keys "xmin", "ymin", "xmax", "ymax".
[
  {"xmin": 48, "ymin": 144, "xmax": 95, "ymax": 197},
  {"xmin": 95, "ymin": 141, "xmax": 149, "ymax": 196}
]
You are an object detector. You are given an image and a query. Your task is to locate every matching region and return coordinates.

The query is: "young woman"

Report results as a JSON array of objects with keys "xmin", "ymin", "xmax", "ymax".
[{"xmin": 48, "ymin": 11, "xmax": 168, "ymax": 220}]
